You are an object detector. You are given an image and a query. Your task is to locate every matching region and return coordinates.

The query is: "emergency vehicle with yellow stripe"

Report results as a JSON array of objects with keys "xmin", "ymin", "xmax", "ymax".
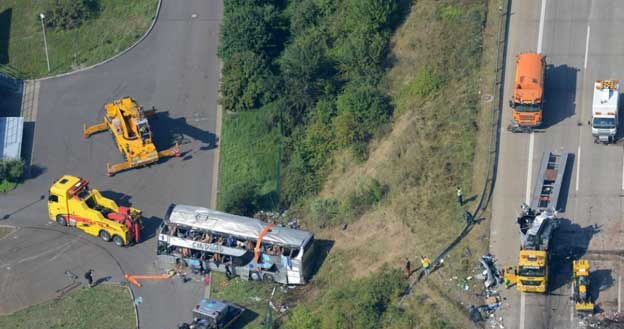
[
  {"xmin": 157, "ymin": 204, "xmax": 316, "ymax": 285},
  {"xmin": 47, "ymin": 175, "xmax": 142, "ymax": 246}
]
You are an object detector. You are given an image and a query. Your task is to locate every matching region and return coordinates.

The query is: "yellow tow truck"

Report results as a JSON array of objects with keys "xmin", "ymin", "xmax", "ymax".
[
  {"xmin": 48, "ymin": 175, "xmax": 142, "ymax": 246},
  {"xmin": 83, "ymin": 97, "xmax": 180, "ymax": 176}
]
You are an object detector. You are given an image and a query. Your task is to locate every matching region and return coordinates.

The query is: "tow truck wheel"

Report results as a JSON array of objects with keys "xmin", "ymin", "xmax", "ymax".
[
  {"xmin": 56, "ymin": 215, "xmax": 67, "ymax": 226},
  {"xmin": 99, "ymin": 230, "xmax": 111, "ymax": 242},
  {"xmin": 112, "ymin": 235, "xmax": 124, "ymax": 247},
  {"xmin": 263, "ymin": 274, "xmax": 274, "ymax": 282}
]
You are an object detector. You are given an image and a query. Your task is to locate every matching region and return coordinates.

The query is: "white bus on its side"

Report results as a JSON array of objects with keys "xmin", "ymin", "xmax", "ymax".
[{"xmin": 157, "ymin": 204, "xmax": 316, "ymax": 285}]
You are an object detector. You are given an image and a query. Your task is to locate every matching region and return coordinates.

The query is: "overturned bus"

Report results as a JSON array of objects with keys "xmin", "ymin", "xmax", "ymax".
[{"xmin": 157, "ymin": 204, "xmax": 316, "ymax": 285}]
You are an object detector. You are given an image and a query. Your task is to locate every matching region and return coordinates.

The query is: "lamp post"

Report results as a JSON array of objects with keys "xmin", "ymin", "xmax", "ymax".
[{"xmin": 39, "ymin": 13, "xmax": 51, "ymax": 72}]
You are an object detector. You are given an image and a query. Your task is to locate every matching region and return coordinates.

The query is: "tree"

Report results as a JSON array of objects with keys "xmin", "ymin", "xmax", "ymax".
[
  {"xmin": 1, "ymin": 159, "xmax": 24, "ymax": 182},
  {"xmin": 218, "ymin": 3, "xmax": 287, "ymax": 60},
  {"xmin": 44, "ymin": 0, "xmax": 98, "ymax": 30},
  {"xmin": 220, "ymin": 51, "xmax": 277, "ymax": 112}
]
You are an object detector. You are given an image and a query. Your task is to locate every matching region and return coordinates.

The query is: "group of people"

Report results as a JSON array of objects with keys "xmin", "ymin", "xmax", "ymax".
[{"xmin": 403, "ymin": 256, "xmax": 432, "ymax": 278}]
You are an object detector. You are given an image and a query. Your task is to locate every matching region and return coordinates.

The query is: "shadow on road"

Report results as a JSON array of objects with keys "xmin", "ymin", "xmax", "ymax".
[
  {"xmin": 556, "ymin": 152, "xmax": 575, "ymax": 213},
  {"xmin": 141, "ymin": 216, "xmax": 163, "ymax": 242},
  {"xmin": 1, "ymin": 194, "xmax": 45, "ymax": 220},
  {"xmin": 100, "ymin": 190, "xmax": 133, "ymax": 208},
  {"xmin": 542, "ymin": 64, "xmax": 579, "ymax": 128},
  {"xmin": 230, "ymin": 309, "xmax": 258, "ymax": 329},
  {"xmin": 150, "ymin": 111, "xmax": 219, "ymax": 154},
  {"xmin": 548, "ymin": 219, "xmax": 599, "ymax": 293},
  {"xmin": 589, "ymin": 268, "xmax": 614, "ymax": 304}
]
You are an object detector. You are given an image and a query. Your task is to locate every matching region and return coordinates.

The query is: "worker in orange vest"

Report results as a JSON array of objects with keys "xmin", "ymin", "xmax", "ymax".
[{"xmin": 421, "ymin": 256, "xmax": 431, "ymax": 275}]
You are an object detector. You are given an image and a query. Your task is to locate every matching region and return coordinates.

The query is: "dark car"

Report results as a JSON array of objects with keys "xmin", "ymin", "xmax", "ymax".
[{"xmin": 188, "ymin": 298, "xmax": 245, "ymax": 329}]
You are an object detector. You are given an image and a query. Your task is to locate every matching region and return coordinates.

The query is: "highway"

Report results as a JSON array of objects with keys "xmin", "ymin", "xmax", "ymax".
[
  {"xmin": 491, "ymin": 0, "xmax": 624, "ymax": 328},
  {"xmin": 0, "ymin": 1, "xmax": 223, "ymax": 328}
]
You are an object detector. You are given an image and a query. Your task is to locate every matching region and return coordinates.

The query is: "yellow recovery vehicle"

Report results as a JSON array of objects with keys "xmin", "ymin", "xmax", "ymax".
[
  {"xmin": 83, "ymin": 97, "xmax": 180, "ymax": 176},
  {"xmin": 48, "ymin": 175, "xmax": 142, "ymax": 246},
  {"xmin": 573, "ymin": 259, "xmax": 594, "ymax": 313}
]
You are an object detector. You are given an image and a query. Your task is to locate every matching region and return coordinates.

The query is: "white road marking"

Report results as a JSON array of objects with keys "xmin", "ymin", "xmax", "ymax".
[
  {"xmin": 521, "ymin": 1, "xmax": 548, "ymax": 328},
  {"xmin": 621, "ymin": 153, "xmax": 624, "ymax": 190},
  {"xmin": 537, "ymin": 0, "xmax": 547, "ymax": 53},
  {"xmin": 525, "ymin": 133, "xmax": 535, "ymax": 204},
  {"xmin": 570, "ymin": 284, "xmax": 575, "ymax": 325},
  {"xmin": 584, "ymin": 25, "xmax": 590, "ymax": 69},
  {"xmin": 520, "ymin": 292, "xmax": 526, "ymax": 329},
  {"xmin": 576, "ymin": 146, "xmax": 581, "ymax": 191},
  {"xmin": 619, "ymin": 275, "xmax": 622, "ymax": 312}
]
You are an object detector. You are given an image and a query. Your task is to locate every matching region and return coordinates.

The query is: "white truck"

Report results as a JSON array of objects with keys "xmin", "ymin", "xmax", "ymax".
[{"xmin": 591, "ymin": 80, "xmax": 620, "ymax": 144}]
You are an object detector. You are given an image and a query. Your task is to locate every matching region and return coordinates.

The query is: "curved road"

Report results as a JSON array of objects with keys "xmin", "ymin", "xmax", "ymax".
[
  {"xmin": 0, "ymin": 1, "xmax": 223, "ymax": 327},
  {"xmin": 492, "ymin": 1, "xmax": 624, "ymax": 328}
]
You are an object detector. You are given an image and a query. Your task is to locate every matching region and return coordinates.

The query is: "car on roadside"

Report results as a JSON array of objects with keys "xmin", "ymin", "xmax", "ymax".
[{"xmin": 179, "ymin": 298, "xmax": 245, "ymax": 329}]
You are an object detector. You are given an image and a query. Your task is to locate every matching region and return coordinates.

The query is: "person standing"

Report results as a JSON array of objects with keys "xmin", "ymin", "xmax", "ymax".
[
  {"xmin": 84, "ymin": 269, "xmax": 94, "ymax": 288},
  {"xmin": 457, "ymin": 187, "xmax": 463, "ymax": 206},
  {"xmin": 421, "ymin": 256, "xmax": 431, "ymax": 275},
  {"xmin": 404, "ymin": 257, "xmax": 411, "ymax": 278}
]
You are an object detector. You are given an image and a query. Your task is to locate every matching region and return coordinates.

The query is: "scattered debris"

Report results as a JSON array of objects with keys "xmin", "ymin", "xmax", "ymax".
[
  {"xmin": 479, "ymin": 254, "xmax": 503, "ymax": 289},
  {"xmin": 134, "ymin": 296, "xmax": 143, "ymax": 305},
  {"xmin": 254, "ymin": 210, "xmax": 300, "ymax": 229}
]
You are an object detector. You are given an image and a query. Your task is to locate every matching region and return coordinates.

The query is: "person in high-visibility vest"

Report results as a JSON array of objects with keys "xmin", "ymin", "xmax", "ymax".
[{"xmin": 421, "ymin": 256, "xmax": 431, "ymax": 275}]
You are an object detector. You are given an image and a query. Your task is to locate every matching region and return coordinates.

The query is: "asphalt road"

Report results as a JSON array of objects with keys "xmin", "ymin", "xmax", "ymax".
[
  {"xmin": 0, "ymin": 1, "xmax": 223, "ymax": 327},
  {"xmin": 491, "ymin": 1, "xmax": 624, "ymax": 328}
]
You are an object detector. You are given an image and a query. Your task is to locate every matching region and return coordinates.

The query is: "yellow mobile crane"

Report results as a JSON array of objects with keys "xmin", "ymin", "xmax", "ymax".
[
  {"xmin": 573, "ymin": 259, "xmax": 594, "ymax": 313},
  {"xmin": 84, "ymin": 97, "xmax": 180, "ymax": 176}
]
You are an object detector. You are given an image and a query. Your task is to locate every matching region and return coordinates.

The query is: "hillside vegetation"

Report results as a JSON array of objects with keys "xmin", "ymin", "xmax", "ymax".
[{"xmin": 217, "ymin": 0, "xmax": 493, "ymax": 328}]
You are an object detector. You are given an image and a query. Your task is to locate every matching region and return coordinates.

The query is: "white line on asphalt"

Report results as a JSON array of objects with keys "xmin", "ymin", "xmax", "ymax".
[
  {"xmin": 525, "ymin": 133, "xmax": 535, "ymax": 204},
  {"xmin": 520, "ymin": 292, "xmax": 526, "ymax": 329},
  {"xmin": 576, "ymin": 146, "xmax": 581, "ymax": 191},
  {"xmin": 570, "ymin": 284, "xmax": 575, "ymax": 325},
  {"xmin": 619, "ymin": 275, "xmax": 622, "ymax": 312},
  {"xmin": 584, "ymin": 25, "xmax": 591, "ymax": 69},
  {"xmin": 537, "ymin": 0, "xmax": 547, "ymax": 53},
  {"xmin": 621, "ymin": 153, "xmax": 624, "ymax": 190}
]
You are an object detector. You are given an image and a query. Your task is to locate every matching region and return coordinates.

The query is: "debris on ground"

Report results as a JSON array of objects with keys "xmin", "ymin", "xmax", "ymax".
[
  {"xmin": 479, "ymin": 254, "xmax": 503, "ymax": 289},
  {"xmin": 254, "ymin": 210, "xmax": 300, "ymax": 229}
]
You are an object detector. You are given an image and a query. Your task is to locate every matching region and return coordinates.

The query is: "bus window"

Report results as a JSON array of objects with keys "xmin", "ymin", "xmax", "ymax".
[{"xmin": 232, "ymin": 251, "xmax": 253, "ymax": 267}]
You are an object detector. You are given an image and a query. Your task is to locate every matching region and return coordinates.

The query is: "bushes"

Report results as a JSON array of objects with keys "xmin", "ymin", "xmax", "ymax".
[
  {"xmin": 285, "ymin": 267, "xmax": 408, "ymax": 329},
  {"xmin": 0, "ymin": 159, "xmax": 24, "ymax": 182},
  {"xmin": 44, "ymin": 0, "xmax": 99, "ymax": 30}
]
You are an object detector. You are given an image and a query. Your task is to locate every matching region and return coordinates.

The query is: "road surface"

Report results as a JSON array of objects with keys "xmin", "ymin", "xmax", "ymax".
[
  {"xmin": 0, "ymin": 1, "xmax": 223, "ymax": 327},
  {"xmin": 491, "ymin": 0, "xmax": 624, "ymax": 328}
]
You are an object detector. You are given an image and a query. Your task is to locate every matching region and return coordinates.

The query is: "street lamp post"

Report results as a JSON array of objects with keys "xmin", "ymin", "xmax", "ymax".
[{"xmin": 39, "ymin": 13, "xmax": 51, "ymax": 72}]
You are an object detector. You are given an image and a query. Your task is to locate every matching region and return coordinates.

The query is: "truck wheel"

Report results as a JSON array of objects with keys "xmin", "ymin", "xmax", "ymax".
[
  {"xmin": 263, "ymin": 274, "xmax": 274, "ymax": 282},
  {"xmin": 56, "ymin": 215, "xmax": 67, "ymax": 226},
  {"xmin": 250, "ymin": 272, "xmax": 261, "ymax": 281},
  {"xmin": 112, "ymin": 235, "xmax": 124, "ymax": 247},
  {"xmin": 99, "ymin": 230, "xmax": 111, "ymax": 242}
]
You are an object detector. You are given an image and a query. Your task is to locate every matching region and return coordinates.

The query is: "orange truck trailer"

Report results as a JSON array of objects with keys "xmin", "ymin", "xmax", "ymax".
[{"xmin": 508, "ymin": 52, "xmax": 546, "ymax": 133}]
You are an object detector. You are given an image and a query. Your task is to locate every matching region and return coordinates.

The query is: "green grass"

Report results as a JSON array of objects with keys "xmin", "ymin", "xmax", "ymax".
[
  {"xmin": 217, "ymin": 106, "xmax": 280, "ymax": 212},
  {"xmin": 0, "ymin": 0, "xmax": 158, "ymax": 78},
  {"xmin": 0, "ymin": 284, "xmax": 135, "ymax": 329},
  {"xmin": 0, "ymin": 179, "xmax": 17, "ymax": 192},
  {"xmin": 0, "ymin": 226, "xmax": 14, "ymax": 239},
  {"xmin": 210, "ymin": 273, "xmax": 287, "ymax": 329}
]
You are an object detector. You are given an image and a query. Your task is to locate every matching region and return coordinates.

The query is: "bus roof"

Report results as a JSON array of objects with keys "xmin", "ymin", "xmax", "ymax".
[{"xmin": 165, "ymin": 204, "xmax": 313, "ymax": 248}]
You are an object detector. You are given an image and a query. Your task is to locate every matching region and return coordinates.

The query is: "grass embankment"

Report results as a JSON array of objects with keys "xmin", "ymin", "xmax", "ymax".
[
  {"xmin": 0, "ymin": 0, "xmax": 157, "ymax": 78},
  {"xmin": 217, "ymin": 0, "xmax": 497, "ymax": 328},
  {"xmin": 0, "ymin": 179, "xmax": 16, "ymax": 192},
  {"xmin": 0, "ymin": 226, "xmax": 14, "ymax": 239},
  {"xmin": 0, "ymin": 285, "xmax": 135, "ymax": 329}
]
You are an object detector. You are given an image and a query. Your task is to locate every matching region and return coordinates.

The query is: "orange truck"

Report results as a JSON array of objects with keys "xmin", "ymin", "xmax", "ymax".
[{"xmin": 508, "ymin": 52, "xmax": 546, "ymax": 133}]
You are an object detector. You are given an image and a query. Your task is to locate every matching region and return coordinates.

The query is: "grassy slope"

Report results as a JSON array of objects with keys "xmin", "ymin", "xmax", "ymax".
[
  {"xmin": 301, "ymin": 0, "xmax": 497, "ymax": 327},
  {"xmin": 0, "ymin": 285, "xmax": 135, "ymax": 329},
  {"xmin": 217, "ymin": 106, "xmax": 280, "ymax": 211},
  {"xmin": 0, "ymin": 0, "xmax": 157, "ymax": 78}
]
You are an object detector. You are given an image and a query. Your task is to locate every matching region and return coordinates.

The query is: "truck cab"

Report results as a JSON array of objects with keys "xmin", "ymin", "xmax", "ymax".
[
  {"xmin": 516, "ymin": 250, "xmax": 548, "ymax": 292},
  {"xmin": 48, "ymin": 175, "xmax": 142, "ymax": 246},
  {"xmin": 591, "ymin": 80, "xmax": 620, "ymax": 144}
]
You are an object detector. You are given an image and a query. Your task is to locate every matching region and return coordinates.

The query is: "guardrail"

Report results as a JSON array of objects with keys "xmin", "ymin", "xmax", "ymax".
[{"xmin": 399, "ymin": 0, "xmax": 510, "ymax": 304}]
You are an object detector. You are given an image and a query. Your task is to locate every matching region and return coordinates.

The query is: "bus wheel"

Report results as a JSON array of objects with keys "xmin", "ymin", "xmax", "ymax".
[
  {"xmin": 250, "ymin": 272, "xmax": 261, "ymax": 281},
  {"xmin": 112, "ymin": 235, "xmax": 124, "ymax": 247},
  {"xmin": 56, "ymin": 215, "xmax": 67, "ymax": 226},
  {"xmin": 263, "ymin": 274, "xmax": 274, "ymax": 283},
  {"xmin": 99, "ymin": 230, "xmax": 111, "ymax": 242}
]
